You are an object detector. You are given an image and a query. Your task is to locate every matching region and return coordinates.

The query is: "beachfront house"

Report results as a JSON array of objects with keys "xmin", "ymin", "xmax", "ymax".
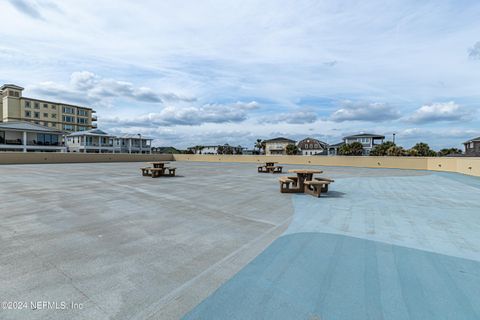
[
  {"xmin": 343, "ymin": 133, "xmax": 385, "ymax": 155},
  {"xmin": 297, "ymin": 137, "xmax": 328, "ymax": 156},
  {"xmin": 0, "ymin": 121, "xmax": 66, "ymax": 152},
  {"xmin": 463, "ymin": 137, "xmax": 480, "ymax": 156},
  {"xmin": 264, "ymin": 137, "xmax": 296, "ymax": 155}
]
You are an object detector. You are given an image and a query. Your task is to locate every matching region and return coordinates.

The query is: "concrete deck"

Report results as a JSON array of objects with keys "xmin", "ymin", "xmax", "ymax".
[
  {"xmin": 1, "ymin": 162, "xmax": 294, "ymax": 320},
  {"xmin": 2, "ymin": 162, "xmax": 480, "ymax": 319}
]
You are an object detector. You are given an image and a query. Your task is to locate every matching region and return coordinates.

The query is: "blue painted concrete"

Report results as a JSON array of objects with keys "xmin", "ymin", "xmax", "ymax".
[{"xmin": 184, "ymin": 172, "xmax": 480, "ymax": 320}]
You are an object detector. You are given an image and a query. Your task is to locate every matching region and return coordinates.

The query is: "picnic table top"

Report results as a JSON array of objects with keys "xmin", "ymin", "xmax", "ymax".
[
  {"xmin": 148, "ymin": 161, "xmax": 170, "ymax": 164},
  {"xmin": 288, "ymin": 169, "xmax": 323, "ymax": 174},
  {"xmin": 265, "ymin": 161, "xmax": 278, "ymax": 164}
]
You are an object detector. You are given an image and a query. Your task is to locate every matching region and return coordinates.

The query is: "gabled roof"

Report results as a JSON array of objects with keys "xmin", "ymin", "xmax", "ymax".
[
  {"xmin": 463, "ymin": 137, "xmax": 480, "ymax": 144},
  {"xmin": 0, "ymin": 121, "xmax": 63, "ymax": 134},
  {"xmin": 68, "ymin": 129, "xmax": 114, "ymax": 137},
  {"xmin": 1, "ymin": 84, "xmax": 24, "ymax": 91},
  {"xmin": 344, "ymin": 133, "xmax": 385, "ymax": 139},
  {"xmin": 264, "ymin": 137, "xmax": 296, "ymax": 143}
]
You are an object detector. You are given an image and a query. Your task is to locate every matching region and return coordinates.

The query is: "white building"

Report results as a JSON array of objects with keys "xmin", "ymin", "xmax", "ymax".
[
  {"xmin": 188, "ymin": 144, "xmax": 244, "ymax": 155},
  {"xmin": 0, "ymin": 121, "xmax": 66, "ymax": 152},
  {"xmin": 66, "ymin": 129, "xmax": 116, "ymax": 153},
  {"xmin": 66, "ymin": 129, "xmax": 153, "ymax": 153},
  {"xmin": 115, "ymin": 134, "xmax": 153, "ymax": 154}
]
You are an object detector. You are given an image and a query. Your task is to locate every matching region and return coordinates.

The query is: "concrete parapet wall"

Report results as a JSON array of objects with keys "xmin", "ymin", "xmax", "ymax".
[
  {"xmin": 173, "ymin": 154, "xmax": 480, "ymax": 177},
  {"xmin": 0, "ymin": 152, "xmax": 174, "ymax": 164}
]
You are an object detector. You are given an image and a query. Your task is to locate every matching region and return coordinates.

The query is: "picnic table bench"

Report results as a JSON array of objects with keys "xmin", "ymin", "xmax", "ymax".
[
  {"xmin": 304, "ymin": 180, "xmax": 332, "ymax": 197},
  {"xmin": 258, "ymin": 162, "xmax": 283, "ymax": 173},
  {"xmin": 140, "ymin": 165, "xmax": 176, "ymax": 178}
]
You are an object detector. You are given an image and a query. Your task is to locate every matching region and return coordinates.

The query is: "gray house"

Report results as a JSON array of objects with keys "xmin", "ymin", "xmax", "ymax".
[
  {"xmin": 463, "ymin": 137, "xmax": 480, "ymax": 156},
  {"xmin": 343, "ymin": 133, "xmax": 385, "ymax": 155}
]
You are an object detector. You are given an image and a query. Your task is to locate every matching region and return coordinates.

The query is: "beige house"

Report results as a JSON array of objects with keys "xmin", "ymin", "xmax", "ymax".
[
  {"xmin": 0, "ymin": 121, "xmax": 66, "ymax": 152},
  {"xmin": 1, "ymin": 84, "xmax": 97, "ymax": 132},
  {"xmin": 264, "ymin": 137, "xmax": 296, "ymax": 155}
]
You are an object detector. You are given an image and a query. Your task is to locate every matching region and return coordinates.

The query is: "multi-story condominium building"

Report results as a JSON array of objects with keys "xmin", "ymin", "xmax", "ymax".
[
  {"xmin": 1, "ymin": 84, "xmax": 97, "ymax": 132},
  {"xmin": 66, "ymin": 129, "xmax": 152, "ymax": 153},
  {"xmin": 297, "ymin": 137, "xmax": 328, "ymax": 156},
  {"xmin": 463, "ymin": 137, "xmax": 480, "ymax": 156},
  {"xmin": 264, "ymin": 137, "xmax": 296, "ymax": 155},
  {"xmin": 343, "ymin": 133, "xmax": 385, "ymax": 155},
  {"xmin": 0, "ymin": 121, "xmax": 66, "ymax": 152}
]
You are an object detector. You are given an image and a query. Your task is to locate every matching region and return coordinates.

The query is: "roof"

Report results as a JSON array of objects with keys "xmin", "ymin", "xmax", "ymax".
[
  {"xmin": 344, "ymin": 133, "xmax": 385, "ymax": 139},
  {"xmin": 328, "ymin": 142, "xmax": 345, "ymax": 147},
  {"xmin": 117, "ymin": 133, "xmax": 153, "ymax": 140},
  {"xmin": 22, "ymin": 96, "xmax": 92, "ymax": 110},
  {"xmin": 1, "ymin": 84, "xmax": 24, "ymax": 91},
  {"xmin": 463, "ymin": 137, "xmax": 480, "ymax": 144},
  {"xmin": 264, "ymin": 137, "xmax": 296, "ymax": 143},
  {"xmin": 297, "ymin": 137, "xmax": 328, "ymax": 150},
  {"xmin": 0, "ymin": 121, "xmax": 63, "ymax": 134},
  {"xmin": 68, "ymin": 129, "xmax": 114, "ymax": 137}
]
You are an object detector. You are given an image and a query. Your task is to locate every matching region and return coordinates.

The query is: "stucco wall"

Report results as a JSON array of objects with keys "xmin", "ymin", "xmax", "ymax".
[
  {"xmin": 0, "ymin": 152, "xmax": 173, "ymax": 164},
  {"xmin": 173, "ymin": 154, "xmax": 480, "ymax": 177}
]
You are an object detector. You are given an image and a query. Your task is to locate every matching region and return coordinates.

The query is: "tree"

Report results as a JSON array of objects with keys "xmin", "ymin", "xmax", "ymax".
[
  {"xmin": 386, "ymin": 145, "xmax": 405, "ymax": 156},
  {"xmin": 254, "ymin": 139, "xmax": 266, "ymax": 154},
  {"xmin": 437, "ymin": 148, "xmax": 462, "ymax": 157},
  {"xmin": 285, "ymin": 144, "xmax": 299, "ymax": 155},
  {"xmin": 370, "ymin": 141, "xmax": 396, "ymax": 156},
  {"xmin": 411, "ymin": 142, "xmax": 436, "ymax": 157},
  {"xmin": 339, "ymin": 142, "xmax": 364, "ymax": 156}
]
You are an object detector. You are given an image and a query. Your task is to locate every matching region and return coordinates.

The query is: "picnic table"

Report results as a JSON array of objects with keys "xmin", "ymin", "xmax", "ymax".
[
  {"xmin": 288, "ymin": 169, "xmax": 323, "ymax": 191},
  {"xmin": 258, "ymin": 162, "xmax": 282, "ymax": 173},
  {"xmin": 141, "ymin": 162, "xmax": 176, "ymax": 178},
  {"xmin": 148, "ymin": 161, "xmax": 170, "ymax": 168}
]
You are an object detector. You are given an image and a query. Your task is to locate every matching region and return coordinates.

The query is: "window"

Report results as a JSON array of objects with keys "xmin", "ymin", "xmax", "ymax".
[
  {"xmin": 14, "ymin": 91, "xmax": 19, "ymax": 97},
  {"xmin": 9, "ymin": 90, "xmax": 14, "ymax": 96},
  {"xmin": 51, "ymin": 105, "xmax": 57, "ymax": 110},
  {"xmin": 25, "ymin": 110, "xmax": 32, "ymax": 117},
  {"xmin": 34, "ymin": 112, "xmax": 40, "ymax": 118},
  {"xmin": 63, "ymin": 124, "xmax": 75, "ymax": 130},
  {"xmin": 63, "ymin": 106, "xmax": 75, "ymax": 114},
  {"xmin": 25, "ymin": 101, "xmax": 31, "ymax": 108},
  {"xmin": 77, "ymin": 117, "xmax": 87, "ymax": 124},
  {"xmin": 51, "ymin": 113, "xmax": 57, "ymax": 119},
  {"xmin": 34, "ymin": 102, "xmax": 40, "ymax": 109},
  {"xmin": 43, "ymin": 103, "xmax": 48, "ymax": 108},
  {"xmin": 43, "ymin": 113, "xmax": 49, "ymax": 118},
  {"xmin": 77, "ymin": 109, "xmax": 88, "ymax": 116},
  {"xmin": 37, "ymin": 134, "xmax": 59, "ymax": 146},
  {"xmin": 63, "ymin": 115, "xmax": 75, "ymax": 122},
  {"xmin": 0, "ymin": 131, "xmax": 5, "ymax": 144}
]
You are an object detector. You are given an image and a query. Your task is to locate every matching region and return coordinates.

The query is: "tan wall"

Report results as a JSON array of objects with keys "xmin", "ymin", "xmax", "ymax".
[
  {"xmin": 173, "ymin": 154, "xmax": 480, "ymax": 177},
  {"xmin": 0, "ymin": 152, "xmax": 173, "ymax": 165}
]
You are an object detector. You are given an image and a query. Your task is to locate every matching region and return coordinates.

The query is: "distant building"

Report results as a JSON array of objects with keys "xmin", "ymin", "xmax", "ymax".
[
  {"xmin": 188, "ymin": 144, "xmax": 244, "ymax": 155},
  {"xmin": 151, "ymin": 146, "xmax": 181, "ymax": 154},
  {"xmin": 115, "ymin": 134, "xmax": 153, "ymax": 154},
  {"xmin": 66, "ymin": 129, "xmax": 152, "ymax": 153},
  {"xmin": 264, "ymin": 137, "xmax": 296, "ymax": 155},
  {"xmin": 0, "ymin": 121, "xmax": 66, "ymax": 152},
  {"xmin": 463, "ymin": 137, "xmax": 480, "ymax": 156},
  {"xmin": 297, "ymin": 137, "xmax": 328, "ymax": 156},
  {"xmin": 343, "ymin": 133, "xmax": 385, "ymax": 155},
  {"xmin": 327, "ymin": 142, "xmax": 344, "ymax": 156},
  {"xmin": 1, "ymin": 83, "xmax": 97, "ymax": 132}
]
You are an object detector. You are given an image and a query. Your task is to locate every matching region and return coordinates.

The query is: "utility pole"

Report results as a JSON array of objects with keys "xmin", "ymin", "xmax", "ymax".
[{"xmin": 393, "ymin": 133, "xmax": 396, "ymax": 144}]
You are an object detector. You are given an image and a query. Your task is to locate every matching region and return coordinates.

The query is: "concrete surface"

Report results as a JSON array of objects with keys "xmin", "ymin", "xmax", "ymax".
[
  {"xmin": 183, "ymin": 167, "xmax": 480, "ymax": 320},
  {"xmin": 1, "ymin": 161, "xmax": 295, "ymax": 320}
]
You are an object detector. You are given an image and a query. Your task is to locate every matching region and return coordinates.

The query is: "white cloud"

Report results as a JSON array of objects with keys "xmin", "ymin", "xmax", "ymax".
[
  {"xmin": 262, "ymin": 110, "xmax": 318, "ymax": 124},
  {"xmin": 330, "ymin": 101, "xmax": 401, "ymax": 122},
  {"xmin": 408, "ymin": 101, "xmax": 474, "ymax": 124},
  {"xmin": 102, "ymin": 101, "xmax": 259, "ymax": 127},
  {"xmin": 468, "ymin": 41, "xmax": 480, "ymax": 60}
]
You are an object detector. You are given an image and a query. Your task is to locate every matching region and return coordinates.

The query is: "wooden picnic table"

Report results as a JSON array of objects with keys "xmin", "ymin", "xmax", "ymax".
[
  {"xmin": 265, "ymin": 161, "xmax": 278, "ymax": 167},
  {"xmin": 288, "ymin": 169, "xmax": 323, "ymax": 190},
  {"xmin": 148, "ymin": 161, "xmax": 170, "ymax": 168}
]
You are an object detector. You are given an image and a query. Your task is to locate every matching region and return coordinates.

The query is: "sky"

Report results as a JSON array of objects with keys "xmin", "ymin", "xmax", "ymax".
[{"xmin": 1, "ymin": 0, "xmax": 480, "ymax": 150}]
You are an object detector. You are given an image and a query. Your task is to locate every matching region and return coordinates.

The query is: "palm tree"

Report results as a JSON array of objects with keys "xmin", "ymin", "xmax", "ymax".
[
  {"xmin": 339, "ymin": 142, "xmax": 363, "ymax": 156},
  {"xmin": 285, "ymin": 144, "xmax": 299, "ymax": 155},
  {"xmin": 254, "ymin": 139, "xmax": 265, "ymax": 154},
  {"xmin": 370, "ymin": 141, "xmax": 396, "ymax": 156},
  {"xmin": 411, "ymin": 142, "xmax": 436, "ymax": 157}
]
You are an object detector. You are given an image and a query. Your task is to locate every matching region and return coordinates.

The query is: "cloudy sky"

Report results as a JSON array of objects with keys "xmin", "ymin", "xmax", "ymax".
[{"xmin": 1, "ymin": 0, "xmax": 480, "ymax": 149}]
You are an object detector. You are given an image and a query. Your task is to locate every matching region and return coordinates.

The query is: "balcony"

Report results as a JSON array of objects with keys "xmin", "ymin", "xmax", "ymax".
[
  {"xmin": 92, "ymin": 115, "xmax": 98, "ymax": 121},
  {"xmin": 92, "ymin": 123, "xmax": 98, "ymax": 128}
]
